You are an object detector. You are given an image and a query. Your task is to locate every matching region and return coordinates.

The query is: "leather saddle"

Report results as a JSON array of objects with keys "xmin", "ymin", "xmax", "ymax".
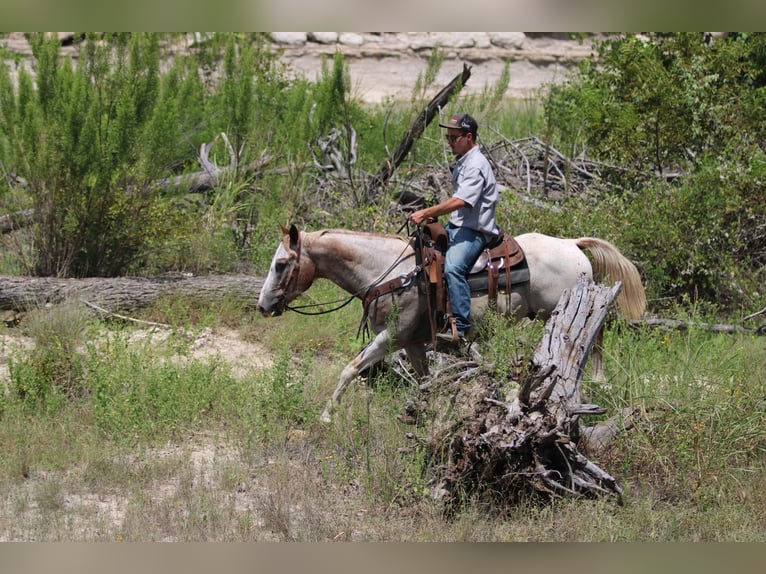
[
  {"xmin": 418, "ymin": 221, "xmax": 530, "ymax": 315},
  {"xmin": 359, "ymin": 222, "xmax": 531, "ymax": 343}
]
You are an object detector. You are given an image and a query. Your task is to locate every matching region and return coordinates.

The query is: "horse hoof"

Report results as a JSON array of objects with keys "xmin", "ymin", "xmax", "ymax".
[{"xmin": 320, "ymin": 411, "xmax": 332, "ymax": 424}]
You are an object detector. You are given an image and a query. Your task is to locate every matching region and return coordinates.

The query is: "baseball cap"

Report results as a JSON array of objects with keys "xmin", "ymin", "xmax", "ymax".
[{"xmin": 438, "ymin": 113, "xmax": 478, "ymax": 134}]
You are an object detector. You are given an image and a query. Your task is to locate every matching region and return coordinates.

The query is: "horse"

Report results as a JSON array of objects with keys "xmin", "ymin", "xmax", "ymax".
[{"xmin": 257, "ymin": 224, "xmax": 647, "ymax": 423}]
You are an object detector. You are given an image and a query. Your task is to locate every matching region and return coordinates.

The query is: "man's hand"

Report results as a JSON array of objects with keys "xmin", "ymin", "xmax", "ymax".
[{"xmin": 409, "ymin": 209, "xmax": 430, "ymax": 226}]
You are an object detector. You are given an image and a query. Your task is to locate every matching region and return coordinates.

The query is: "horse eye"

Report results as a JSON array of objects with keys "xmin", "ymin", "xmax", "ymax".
[{"xmin": 274, "ymin": 261, "xmax": 288, "ymax": 273}]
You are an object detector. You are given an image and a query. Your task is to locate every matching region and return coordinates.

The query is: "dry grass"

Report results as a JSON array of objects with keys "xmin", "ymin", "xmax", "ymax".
[{"xmin": 1, "ymin": 297, "xmax": 765, "ymax": 541}]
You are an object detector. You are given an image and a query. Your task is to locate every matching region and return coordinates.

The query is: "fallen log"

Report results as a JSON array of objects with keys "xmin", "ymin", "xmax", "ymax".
[
  {"xmin": 407, "ymin": 274, "xmax": 626, "ymax": 512},
  {"xmin": 0, "ymin": 274, "xmax": 263, "ymax": 315}
]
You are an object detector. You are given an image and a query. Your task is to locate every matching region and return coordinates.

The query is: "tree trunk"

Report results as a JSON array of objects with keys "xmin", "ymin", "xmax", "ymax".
[{"xmin": 0, "ymin": 274, "xmax": 263, "ymax": 314}]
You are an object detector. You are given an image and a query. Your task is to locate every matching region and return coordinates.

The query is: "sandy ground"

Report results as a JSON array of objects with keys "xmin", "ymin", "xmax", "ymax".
[{"xmin": 281, "ymin": 51, "xmax": 585, "ymax": 103}]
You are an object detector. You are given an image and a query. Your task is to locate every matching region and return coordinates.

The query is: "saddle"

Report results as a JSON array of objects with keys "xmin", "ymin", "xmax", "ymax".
[
  {"xmin": 360, "ymin": 221, "xmax": 530, "ymax": 343},
  {"xmin": 417, "ymin": 221, "xmax": 530, "ymax": 317}
]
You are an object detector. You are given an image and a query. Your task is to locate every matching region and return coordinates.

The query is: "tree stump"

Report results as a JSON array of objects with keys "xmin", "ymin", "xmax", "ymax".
[{"xmin": 415, "ymin": 274, "xmax": 626, "ymax": 511}]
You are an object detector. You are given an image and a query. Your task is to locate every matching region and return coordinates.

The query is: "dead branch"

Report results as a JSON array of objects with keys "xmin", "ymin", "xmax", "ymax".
[
  {"xmin": 403, "ymin": 275, "xmax": 627, "ymax": 512},
  {"xmin": 365, "ymin": 63, "xmax": 472, "ymax": 200},
  {"xmin": 632, "ymin": 317, "xmax": 766, "ymax": 335},
  {"xmin": 741, "ymin": 305, "xmax": 766, "ymax": 324},
  {"xmin": 154, "ymin": 133, "xmax": 273, "ymax": 193}
]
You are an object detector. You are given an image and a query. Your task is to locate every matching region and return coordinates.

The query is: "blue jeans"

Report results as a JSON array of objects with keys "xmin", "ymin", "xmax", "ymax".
[{"xmin": 444, "ymin": 223, "xmax": 486, "ymax": 336}]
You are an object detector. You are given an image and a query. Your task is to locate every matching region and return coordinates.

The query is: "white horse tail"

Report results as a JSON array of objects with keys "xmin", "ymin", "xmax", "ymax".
[{"xmin": 576, "ymin": 237, "xmax": 647, "ymax": 321}]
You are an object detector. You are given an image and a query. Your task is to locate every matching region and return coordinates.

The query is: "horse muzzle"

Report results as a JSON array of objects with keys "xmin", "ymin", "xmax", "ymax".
[{"xmin": 257, "ymin": 297, "xmax": 286, "ymax": 317}]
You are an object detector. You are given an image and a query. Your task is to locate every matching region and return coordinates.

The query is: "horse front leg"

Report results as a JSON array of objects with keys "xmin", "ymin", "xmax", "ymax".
[
  {"xmin": 404, "ymin": 344, "xmax": 429, "ymax": 378},
  {"xmin": 320, "ymin": 330, "xmax": 392, "ymax": 423}
]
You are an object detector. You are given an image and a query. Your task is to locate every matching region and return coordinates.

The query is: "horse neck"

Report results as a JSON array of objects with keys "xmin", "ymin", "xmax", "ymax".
[{"xmin": 303, "ymin": 230, "xmax": 413, "ymax": 295}]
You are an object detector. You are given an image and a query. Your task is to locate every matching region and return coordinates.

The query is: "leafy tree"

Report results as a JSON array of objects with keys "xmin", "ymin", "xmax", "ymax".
[
  {"xmin": 541, "ymin": 33, "xmax": 766, "ymax": 312},
  {"xmin": 0, "ymin": 33, "xmax": 175, "ymax": 277}
]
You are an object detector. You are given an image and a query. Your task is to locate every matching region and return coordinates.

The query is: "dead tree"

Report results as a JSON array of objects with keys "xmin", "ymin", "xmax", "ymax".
[
  {"xmin": 0, "ymin": 274, "xmax": 263, "ymax": 318},
  {"xmin": 365, "ymin": 63, "xmax": 472, "ymax": 201},
  {"xmin": 153, "ymin": 132, "xmax": 273, "ymax": 193},
  {"xmin": 419, "ymin": 275, "xmax": 627, "ymax": 512}
]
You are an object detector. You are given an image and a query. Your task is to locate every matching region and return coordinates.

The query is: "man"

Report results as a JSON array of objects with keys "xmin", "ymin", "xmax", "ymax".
[{"xmin": 409, "ymin": 113, "xmax": 500, "ymax": 341}]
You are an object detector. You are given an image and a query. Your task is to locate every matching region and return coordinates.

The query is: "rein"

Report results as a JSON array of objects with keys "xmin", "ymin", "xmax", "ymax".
[{"xmin": 286, "ymin": 295, "xmax": 358, "ymax": 316}]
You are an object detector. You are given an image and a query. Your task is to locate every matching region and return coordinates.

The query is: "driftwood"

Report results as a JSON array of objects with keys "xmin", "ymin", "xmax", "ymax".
[
  {"xmin": 153, "ymin": 133, "xmax": 273, "ymax": 193},
  {"xmin": 365, "ymin": 63, "xmax": 472, "ymax": 200},
  {"xmin": 406, "ymin": 275, "xmax": 626, "ymax": 512},
  {"xmin": 0, "ymin": 134, "xmax": 273, "ymax": 236},
  {"xmin": 0, "ymin": 274, "xmax": 263, "ymax": 316}
]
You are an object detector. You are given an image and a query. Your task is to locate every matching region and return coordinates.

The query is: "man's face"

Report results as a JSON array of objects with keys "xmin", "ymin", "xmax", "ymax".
[{"xmin": 445, "ymin": 128, "xmax": 472, "ymax": 155}]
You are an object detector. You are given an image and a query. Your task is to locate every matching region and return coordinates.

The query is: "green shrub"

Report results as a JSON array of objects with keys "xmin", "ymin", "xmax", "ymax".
[
  {"xmin": 9, "ymin": 303, "xmax": 89, "ymax": 413},
  {"xmin": 86, "ymin": 331, "xmax": 235, "ymax": 442},
  {"xmin": 540, "ymin": 33, "xmax": 766, "ymax": 314},
  {"xmin": 237, "ymin": 352, "xmax": 311, "ymax": 445}
]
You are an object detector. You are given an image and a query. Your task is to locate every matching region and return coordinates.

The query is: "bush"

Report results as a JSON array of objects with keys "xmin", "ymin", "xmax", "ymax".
[
  {"xmin": 540, "ymin": 33, "xmax": 766, "ymax": 314},
  {"xmin": 9, "ymin": 303, "xmax": 89, "ymax": 412}
]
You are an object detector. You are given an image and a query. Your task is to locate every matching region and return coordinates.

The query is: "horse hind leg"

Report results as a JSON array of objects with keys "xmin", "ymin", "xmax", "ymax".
[
  {"xmin": 587, "ymin": 327, "xmax": 606, "ymax": 384},
  {"xmin": 320, "ymin": 330, "xmax": 392, "ymax": 423}
]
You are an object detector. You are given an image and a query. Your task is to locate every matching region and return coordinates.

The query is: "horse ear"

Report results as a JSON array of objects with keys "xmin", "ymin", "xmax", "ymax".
[
  {"xmin": 279, "ymin": 224, "xmax": 289, "ymax": 235},
  {"xmin": 289, "ymin": 224, "xmax": 300, "ymax": 252}
]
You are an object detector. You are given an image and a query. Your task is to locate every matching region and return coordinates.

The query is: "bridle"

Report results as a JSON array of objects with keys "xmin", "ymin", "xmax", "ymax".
[{"xmin": 281, "ymin": 228, "xmax": 417, "ymax": 318}]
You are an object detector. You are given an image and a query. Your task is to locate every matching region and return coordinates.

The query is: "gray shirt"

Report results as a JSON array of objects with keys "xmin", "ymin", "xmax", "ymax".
[{"xmin": 449, "ymin": 146, "xmax": 499, "ymax": 240}]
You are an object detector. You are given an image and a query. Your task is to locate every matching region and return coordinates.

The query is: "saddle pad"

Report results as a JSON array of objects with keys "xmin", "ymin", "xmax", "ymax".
[{"xmin": 468, "ymin": 260, "xmax": 530, "ymax": 294}]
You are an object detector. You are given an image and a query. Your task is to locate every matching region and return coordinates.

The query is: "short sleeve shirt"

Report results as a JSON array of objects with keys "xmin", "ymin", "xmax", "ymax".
[{"xmin": 448, "ymin": 146, "xmax": 499, "ymax": 240}]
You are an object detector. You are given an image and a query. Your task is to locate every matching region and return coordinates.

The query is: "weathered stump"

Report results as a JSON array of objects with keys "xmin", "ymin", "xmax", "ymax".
[{"xmin": 410, "ymin": 274, "xmax": 627, "ymax": 511}]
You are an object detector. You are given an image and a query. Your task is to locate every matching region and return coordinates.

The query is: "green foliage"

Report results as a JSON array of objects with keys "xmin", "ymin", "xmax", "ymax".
[
  {"xmin": 0, "ymin": 34, "xmax": 294, "ymax": 276},
  {"xmin": 615, "ymin": 151, "xmax": 766, "ymax": 309},
  {"xmin": 544, "ymin": 33, "xmax": 766, "ymax": 172},
  {"xmin": 1, "ymin": 34, "xmax": 170, "ymax": 276},
  {"xmin": 0, "ymin": 296, "xmax": 764, "ymax": 539},
  {"xmin": 3, "ymin": 32, "xmax": 766, "ymax": 315},
  {"xmin": 594, "ymin": 321, "xmax": 766, "ymax": 503},
  {"xmin": 9, "ymin": 303, "xmax": 89, "ymax": 413},
  {"xmin": 411, "ymin": 47, "xmax": 444, "ymax": 103},
  {"xmin": 238, "ymin": 352, "xmax": 311, "ymax": 445},
  {"xmin": 539, "ymin": 33, "xmax": 766, "ymax": 313},
  {"xmin": 86, "ymin": 329, "xmax": 235, "ymax": 443}
]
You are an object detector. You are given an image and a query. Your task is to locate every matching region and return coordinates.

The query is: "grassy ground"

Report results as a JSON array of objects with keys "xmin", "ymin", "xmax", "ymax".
[{"xmin": 0, "ymin": 284, "xmax": 764, "ymax": 541}]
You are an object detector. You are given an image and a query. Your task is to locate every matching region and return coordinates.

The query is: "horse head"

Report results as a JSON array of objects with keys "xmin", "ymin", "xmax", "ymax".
[{"xmin": 257, "ymin": 224, "xmax": 315, "ymax": 316}]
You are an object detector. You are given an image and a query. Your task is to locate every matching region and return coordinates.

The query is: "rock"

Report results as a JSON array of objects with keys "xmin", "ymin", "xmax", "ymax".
[
  {"xmin": 338, "ymin": 32, "xmax": 365, "ymax": 47},
  {"xmin": 309, "ymin": 32, "xmax": 339, "ymax": 44},
  {"xmin": 1, "ymin": 32, "xmax": 596, "ymax": 104},
  {"xmin": 489, "ymin": 32, "xmax": 526, "ymax": 49},
  {"xmin": 270, "ymin": 32, "xmax": 308, "ymax": 46}
]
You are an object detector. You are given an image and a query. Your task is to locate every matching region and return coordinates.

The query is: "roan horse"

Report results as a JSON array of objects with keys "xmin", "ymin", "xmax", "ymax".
[{"xmin": 257, "ymin": 224, "xmax": 647, "ymax": 423}]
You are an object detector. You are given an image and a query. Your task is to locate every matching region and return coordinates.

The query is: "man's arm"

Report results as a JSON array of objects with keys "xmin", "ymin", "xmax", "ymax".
[{"xmin": 409, "ymin": 196, "xmax": 468, "ymax": 225}]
